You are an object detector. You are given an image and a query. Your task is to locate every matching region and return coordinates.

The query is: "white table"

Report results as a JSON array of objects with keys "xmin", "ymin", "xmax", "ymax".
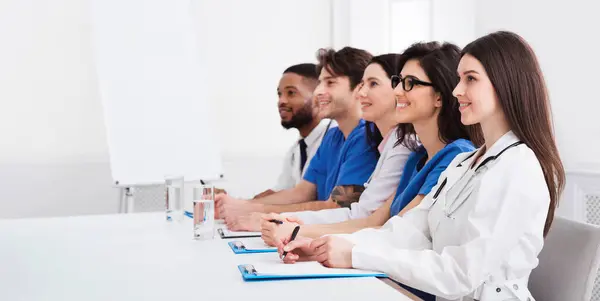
[{"xmin": 0, "ymin": 213, "xmax": 416, "ymax": 301}]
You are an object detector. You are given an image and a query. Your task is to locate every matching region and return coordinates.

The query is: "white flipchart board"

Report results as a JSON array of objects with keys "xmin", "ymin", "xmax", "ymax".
[{"xmin": 90, "ymin": 0, "xmax": 222, "ymax": 186}]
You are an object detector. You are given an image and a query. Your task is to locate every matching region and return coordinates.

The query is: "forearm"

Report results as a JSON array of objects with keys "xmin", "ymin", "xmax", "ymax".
[
  {"xmin": 263, "ymin": 200, "xmax": 340, "ymax": 214},
  {"xmin": 297, "ymin": 213, "xmax": 386, "ymax": 239},
  {"xmin": 250, "ymin": 188, "xmax": 308, "ymax": 205}
]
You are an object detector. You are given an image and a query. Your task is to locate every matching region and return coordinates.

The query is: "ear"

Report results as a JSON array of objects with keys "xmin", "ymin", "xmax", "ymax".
[{"xmin": 434, "ymin": 92, "xmax": 442, "ymax": 108}]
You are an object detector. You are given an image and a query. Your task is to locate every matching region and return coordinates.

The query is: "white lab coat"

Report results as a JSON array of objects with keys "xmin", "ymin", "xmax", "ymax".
[
  {"xmin": 340, "ymin": 131, "xmax": 548, "ymax": 301},
  {"xmin": 272, "ymin": 119, "xmax": 334, "ymax": 191},
  {"xmin": 288, "ymin": 129, "xmax": 411, "ymax": 224}
]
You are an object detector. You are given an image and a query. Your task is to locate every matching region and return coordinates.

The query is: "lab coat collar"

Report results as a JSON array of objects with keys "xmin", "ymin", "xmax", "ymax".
[
  {"xmin": 461, "ymin": 131, "xmax": 520, "ymax": 170},
  {"xmin": 303, "ymin": 119, "xmax": 332, "ymax": 146}
]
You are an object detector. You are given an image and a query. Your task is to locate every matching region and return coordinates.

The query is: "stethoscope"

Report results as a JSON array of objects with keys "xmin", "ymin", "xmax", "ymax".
[{"xmin": 430, "ymin": 141, "xmax": 524, "ymax": 216}]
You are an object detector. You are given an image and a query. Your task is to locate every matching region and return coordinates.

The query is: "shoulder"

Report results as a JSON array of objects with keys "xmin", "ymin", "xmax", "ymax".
[
  {"xmin": 435, "ymin": 139, "xmax": 476, "ymax": 162},
  {"xmin": 486, "ymin": 144, "xmax": 545, "ymax": 183},
  {"xmin": 445, "ymin": 138, "xmax": 476, "ymax": 153},
  {"xmin": 321, "ymin": 126, "xmax": 342, "ymax": 143},
  {"xmin": 385, "ymin": 130, "xmax": 413, "ymax": 156}
]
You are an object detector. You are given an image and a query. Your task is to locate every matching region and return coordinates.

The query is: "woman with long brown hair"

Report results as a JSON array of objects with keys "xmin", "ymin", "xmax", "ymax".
[{"xmin": 279, "ymin": 31, "xmax": 565, "ymax": 301}]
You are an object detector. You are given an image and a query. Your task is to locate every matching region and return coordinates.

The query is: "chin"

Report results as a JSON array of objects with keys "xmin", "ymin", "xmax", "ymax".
[
  {"xmin": 460, "ymin": 116, "xmax": 477, "ymax": 126},
  {"xmin": 362, "ymin": 113, "xmax": 375, "ymax": 122}
]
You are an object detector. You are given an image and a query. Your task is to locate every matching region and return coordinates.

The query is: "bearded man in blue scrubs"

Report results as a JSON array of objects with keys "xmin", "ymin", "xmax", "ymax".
[{"xmin": 217, "ymin": 47, "xmax": 379, "ymax": 230}]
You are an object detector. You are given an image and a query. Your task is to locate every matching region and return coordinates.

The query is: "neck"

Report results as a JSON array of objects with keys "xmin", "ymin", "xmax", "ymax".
[
  {"xmin": 480, "ymin": 115, "xmax": 511, "ymax": 151},
  {"xmin": 297, "ymin": 118, "xmax": 321, "ymax": 138},
  {"xmin": 374, "ymin": 114, "xmax": 396, "ymax": 138},
  {"xmin": 413, "ymin": 117, "xmax": 446, "ymax": 160},
  {"xmin": 335, "ymin": 105, "xmax": 362, "ymax": 138}
]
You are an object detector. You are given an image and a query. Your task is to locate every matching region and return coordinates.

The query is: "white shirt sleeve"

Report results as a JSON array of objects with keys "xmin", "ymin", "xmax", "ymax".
[
  {"xmin": 272, "ymin": 144, "xmax": 297, "ymax": 191},
  {"xmin": 283, "ymin": 140, "xmax": 411, "ymax": 225},
  {"xmin": 348, "ymin": 151, "xmax": 549, "ymax": 300}
]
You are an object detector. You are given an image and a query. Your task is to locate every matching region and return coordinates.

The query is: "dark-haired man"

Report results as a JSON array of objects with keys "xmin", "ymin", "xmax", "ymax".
[
  {"xmin": 218, "ymin": 47, "xmax": 379, "ymax": 230},
  {"xmin": 254, "ymin": 63, "xmax": 332, "ymax": 198}
]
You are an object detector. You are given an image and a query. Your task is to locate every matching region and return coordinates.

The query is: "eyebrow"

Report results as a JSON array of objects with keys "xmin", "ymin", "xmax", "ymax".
[
  {"xmin": 366, "ymin": 77, "xmax": 379, "ymax": 82},
  {"xmin": 461, "ymin": 70, "xmax": 479, "ymax": 75},
  {"xmin": 319, "ymin": 76, "xmax": 336, "ymax": 81},
  {"xmin": 283, "ymin": 86, "xmax": 298, "ymax": 90},
  {"xmin": 400, "ymin": 74, "xmax": 422, "ymax": 80}
]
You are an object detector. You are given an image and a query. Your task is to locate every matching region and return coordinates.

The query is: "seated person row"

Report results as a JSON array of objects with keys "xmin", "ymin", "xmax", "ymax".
[
  {"xmin": 216, "ymin": 47, "xmax": 384, "ymax": 226},
  {"xmin": 262, "ymin": 42, "xmax": 480, "ymax": 247},
  {"xmin": 230, "ymin": 53, "xmax": 415, "ymax": 231},
  {"xmin": 277, "ymin": 31, "xmax": 565, "ymax": 301}
]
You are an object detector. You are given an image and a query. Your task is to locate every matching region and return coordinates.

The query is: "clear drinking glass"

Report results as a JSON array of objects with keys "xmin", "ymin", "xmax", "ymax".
[
  {"xmin": 165, "ymin": 175, "xmax": 184, "ymax": 222},
  {"xmin": 192, "ymin": 184, "xmax": 215, "ymax": 240}
]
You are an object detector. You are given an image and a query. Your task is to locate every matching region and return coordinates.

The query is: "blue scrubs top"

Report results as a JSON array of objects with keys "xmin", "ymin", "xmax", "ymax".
[
  {"xmin": 389, "ymin": 138, "xmax": 475, "ymax": 217},
  {"xmin": 303, "ymin": 120, "xmax": 379, "ymax": 201}
]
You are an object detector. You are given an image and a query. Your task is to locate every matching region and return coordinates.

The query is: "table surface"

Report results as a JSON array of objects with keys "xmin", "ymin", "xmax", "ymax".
[{"xmin": 0, "ymin": 213, "xmax": 416, "ymax": 301}]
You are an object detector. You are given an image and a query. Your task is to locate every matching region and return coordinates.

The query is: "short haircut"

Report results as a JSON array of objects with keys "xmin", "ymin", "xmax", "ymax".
[
  {"xmin": 283, "ymin": 63, "xmax": 319, "ymax": 81},
  {"xmin": 316, "ymin": 47, "xmax": 373, "ymax": 90}
]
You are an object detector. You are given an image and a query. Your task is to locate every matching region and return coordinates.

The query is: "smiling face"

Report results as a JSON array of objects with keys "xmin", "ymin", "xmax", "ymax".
[
  {"xmin": 453, "ymin": 54, "xmax": 504, "ymax": 126},
  {"xmin": 393, "ymin": 59, "xmax": 441, "ymax": 124},
  {"xmin": 313, "ymin": 67, "xmax": 357, "ymax": 119},
  {"xmin": 277, "ymin": 72, "xmax": 315, "ymax": 129},
  {"xmin": 357, "ymin": 63, "xmax": 396, "ymax": 123}
]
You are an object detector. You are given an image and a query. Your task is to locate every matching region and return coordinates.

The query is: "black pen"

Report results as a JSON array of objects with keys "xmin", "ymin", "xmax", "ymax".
[
  {"xmin": 281, "ymin": 225, "xmax": 300, "ymax": 260},
  {"xmin": 268, "ymin": 219, "xmax": 283, "ymax": 225}
]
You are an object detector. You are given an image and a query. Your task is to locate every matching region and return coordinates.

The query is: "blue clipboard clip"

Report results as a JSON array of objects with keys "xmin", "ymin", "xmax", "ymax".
[{"xmin": 228, "ymin": 241, "xmax": 277, "ymax": 254}]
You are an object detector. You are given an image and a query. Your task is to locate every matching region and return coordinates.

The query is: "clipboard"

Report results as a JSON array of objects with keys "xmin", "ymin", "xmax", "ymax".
[
  {"xmin": 228, "ymin": 241, "xmax": 277, "ymax": 254},
  {"xmin": 217, "ymin": 227, "xmax": 261, "ymax": 239},
  {"xmin": 237, "ymin": 262, "xmax": 387, "ymax": 281}
]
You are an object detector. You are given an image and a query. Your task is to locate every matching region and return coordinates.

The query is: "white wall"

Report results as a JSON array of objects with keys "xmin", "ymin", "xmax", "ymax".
[
  {"xmin": 333, "ymin": 0, "xmax": 475, "ymax": 55},
  {"xmin": 474, "ymin": 0, "xmax": 600, "ymax": 172},
  {"xmin": 0, "ymin": 0, "xmax": 332, "ymax": 218}
]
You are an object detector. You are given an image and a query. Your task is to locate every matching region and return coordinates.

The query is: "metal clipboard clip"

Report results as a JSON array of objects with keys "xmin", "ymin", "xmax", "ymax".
[
  {"xmin": 232, "ymin": 241, "xmax": 246, "ymax": 250},
  {"xmin": 242, "ymin": 264, "xmax": 257, "ymax": 275}
]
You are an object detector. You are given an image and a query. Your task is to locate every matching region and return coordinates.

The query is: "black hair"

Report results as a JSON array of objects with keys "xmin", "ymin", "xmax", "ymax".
[
  {"xmin": 395, "ymin": 42, "xmax": 483, "ymax": 151},
  {"xmin": 316, "ymin": 47, "xmax": 373, "ymax": 90},
  {"xmin": 283, "ymin": 63, "xmax": 319, "ymax": 81}
]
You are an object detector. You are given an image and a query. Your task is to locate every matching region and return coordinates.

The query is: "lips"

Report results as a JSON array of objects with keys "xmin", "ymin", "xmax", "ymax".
[
  {"xmin": 360, "ymin": 102, "xmax": 372, "ymax": 109},
  {"xmin": 458, "ymin": 102, "xmax": 471, "ymax": 111},
  {"xmin": 396, "ymin": 102, "xmax": 409, "ymax": 108},
  {"xmin": 318, "ymin": 100, "xmax": 331, "ymax": 108}
]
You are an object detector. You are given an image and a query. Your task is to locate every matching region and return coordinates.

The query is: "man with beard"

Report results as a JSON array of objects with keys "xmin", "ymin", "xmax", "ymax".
[
  {"xmin": 217, "ymin": 47, "xmax": 379, "ymax": 230},
  {"xmin": 254, "ymin": 63, "xmax": 332, "ymax": 198}
]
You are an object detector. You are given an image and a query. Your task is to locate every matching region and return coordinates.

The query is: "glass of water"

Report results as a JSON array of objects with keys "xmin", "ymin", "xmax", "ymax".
[
  {"xmin": 192, "ymin": 184, "xmax": 215, "ymax": 240},
  {"xmin": 165, "ymin": 175, "xmax": 184, "ymax": 222}
]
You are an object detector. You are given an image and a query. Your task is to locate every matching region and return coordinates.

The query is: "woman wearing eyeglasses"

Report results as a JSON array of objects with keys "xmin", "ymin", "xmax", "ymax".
[
  {"xmin": 262, "ymin": 40, "xmax": 480, "ymax": 274},
  {"xmin": 280, "ymin": 32, "xmax": 564, "ymax": 301}
]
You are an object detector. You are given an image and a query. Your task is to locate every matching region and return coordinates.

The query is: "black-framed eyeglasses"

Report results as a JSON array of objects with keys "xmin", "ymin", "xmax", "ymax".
[{"xmin": 391, "ymin": 75, "xmax": 434, "ymax": 92}]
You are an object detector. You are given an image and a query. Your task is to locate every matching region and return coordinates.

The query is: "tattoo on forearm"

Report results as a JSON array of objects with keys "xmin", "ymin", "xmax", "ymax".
[{"xmin": 330, "ymin": 185, "xmax": 365, "ymax": 208}]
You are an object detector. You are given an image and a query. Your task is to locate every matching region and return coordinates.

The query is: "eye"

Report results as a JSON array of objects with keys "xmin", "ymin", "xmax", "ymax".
[
  {"xmin": 287, "ymin": 90, "xmax": 296, "ymax": 97},
  {"xmin": 466, "ymin": 75, "xmax": 476, "ymax": 82},
  {"xmin": 369, "ymin": 81, "xmax": 378, "ymax": 88},
  {"xmin": 326, "ymin": 80, "xmax": 335, "ymax": 86},
  {"xmin": 277, "ymin": 91, "xmax": 282, "ymax": 97}
]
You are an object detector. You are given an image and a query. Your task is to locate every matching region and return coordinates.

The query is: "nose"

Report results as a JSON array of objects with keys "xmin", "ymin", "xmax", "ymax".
[
  {"xmin": 314, "ymin": 82, "xmax": 325, "ymax": 98},
  {"xmin": 357, "ymin": 84, "xmax": 368, "ymax": 98},
  {"xmin": 278, "ymin": 94, "xmax": 288, "ymax": 107},
  {"xmin": 453, "ymin": 81, "xmax": 464, "ymax": 98},
  {"xmin": 393, "ymin": 84, "xmax": 405, "ymax": 99}
]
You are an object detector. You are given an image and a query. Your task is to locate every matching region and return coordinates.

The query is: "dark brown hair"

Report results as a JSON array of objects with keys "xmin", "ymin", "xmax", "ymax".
[
  {"xmin": 365, "ymin": 54, "xmax": 402, "ymax": 152},
  {"xmin": 462, "ymin": 31, "xmax": 565, "ymax": 236},
  {"xmin": 316, "ymin": 47, "xmax": 373, "ymax": 90},
  {"xmin": 395, "ymin": 42, "xmax": 483, "ymax": 150}
]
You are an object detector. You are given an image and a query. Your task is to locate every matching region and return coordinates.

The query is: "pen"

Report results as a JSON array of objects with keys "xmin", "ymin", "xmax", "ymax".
[
  {"xmin": 268, "ymin": 219, "xmax": 283, "ymax": 225},
  {"xmin": 281, "ymin": 225, "xmax": 300, "ymax": 260}
]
